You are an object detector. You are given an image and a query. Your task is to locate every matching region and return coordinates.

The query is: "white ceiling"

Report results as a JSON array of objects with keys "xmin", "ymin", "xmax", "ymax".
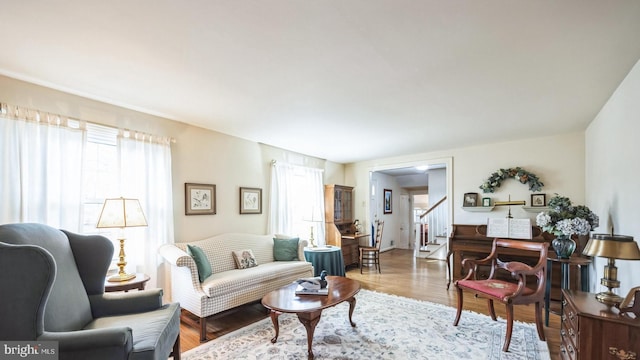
[{"xmin": 1, "ymin": 1, "xmax": 639, "ymax": 164}]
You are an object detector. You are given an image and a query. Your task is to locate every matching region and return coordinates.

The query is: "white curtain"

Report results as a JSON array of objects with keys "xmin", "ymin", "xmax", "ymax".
[
  {"xmin": 0, "ymin": 114, "xmax": 85, "ymax": 229},
  {"xmin": 118, "ymin": 135, "xmax": 174, "ymax": 290},
  {"xmin": 269, "ymin": 161, "xmax": 325, "ymax": 245},
  {"xmin": 269, "ymin": 162, "xmax": 296, "ymax": 235}
]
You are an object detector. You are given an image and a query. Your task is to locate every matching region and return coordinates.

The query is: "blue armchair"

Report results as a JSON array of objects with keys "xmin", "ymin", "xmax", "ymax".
[{"xmin": 0, "ymin": 223, "xmax": 181, "ymax": 360}]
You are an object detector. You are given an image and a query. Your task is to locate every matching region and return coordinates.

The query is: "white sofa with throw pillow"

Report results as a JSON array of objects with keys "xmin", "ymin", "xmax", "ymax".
[{"xmin": 159, "ymin": 233, "xmax": 313, "ymax": 341}]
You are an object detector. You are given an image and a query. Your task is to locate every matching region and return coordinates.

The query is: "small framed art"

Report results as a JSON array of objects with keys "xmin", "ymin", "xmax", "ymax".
[
  {"xmin": 185, "ymin": 183, "xmax": 216, "ymax": 215},
  {"xmin": 531, "ymin": 193, "xmax": 546, "ymax": 207},
  {"xmin": 383, "ymin": 189, "xmax": 392, "ymax": 214},
  {"xmin": 463, "ymin": 193, "xmax": 478, "ymax": 207},
  {"xmin": 240, "ymin": 187, "xmax": 262, "ymax": 214},
  {"xmin": 482, "ymin": 197, "xmax": 491, "ymax": 207}
]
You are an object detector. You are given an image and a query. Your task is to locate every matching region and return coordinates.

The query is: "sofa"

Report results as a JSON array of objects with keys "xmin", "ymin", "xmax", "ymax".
[{"xmin": 159, "ymin": 233, "xmax": 314, "ymax": 341}]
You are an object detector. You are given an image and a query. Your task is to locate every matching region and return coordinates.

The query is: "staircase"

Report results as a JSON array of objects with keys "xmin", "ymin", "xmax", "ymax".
[{"xmin": 415, "ymin": 196, "xmax": 448, "ymax": 260}]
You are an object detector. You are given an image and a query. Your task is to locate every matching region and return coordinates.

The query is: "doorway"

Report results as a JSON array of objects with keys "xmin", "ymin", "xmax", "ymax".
[{"xmin": 368, "ymin": 158, "xmax": 452, "ymax": 256}]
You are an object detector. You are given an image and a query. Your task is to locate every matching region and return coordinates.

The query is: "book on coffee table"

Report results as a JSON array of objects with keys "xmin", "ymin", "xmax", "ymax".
[{"xmin": 295, "ymin": 285, "xmax": 328, "ymax": 295}]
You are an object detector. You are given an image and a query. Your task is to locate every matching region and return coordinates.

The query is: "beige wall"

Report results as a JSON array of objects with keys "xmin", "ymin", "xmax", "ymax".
[
  {"xmin": 586, "ymin": 59, "xmax": 640, "ymax": 296},
  {"xmin": 0, "ymin": 75, "xmax": 345, "ymax": 242},
  {"xmin": 346, "ymin": 131, "xmax": 586, "ymax": 249}
]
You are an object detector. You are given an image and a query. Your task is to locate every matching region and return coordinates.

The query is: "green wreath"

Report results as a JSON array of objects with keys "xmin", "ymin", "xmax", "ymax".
[{"xmin": 479, "ymin": 167, "xmax": 544, "ymax": 193}]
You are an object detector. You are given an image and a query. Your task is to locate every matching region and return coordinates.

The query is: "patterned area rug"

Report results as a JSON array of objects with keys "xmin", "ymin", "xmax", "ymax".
[{"xmin": 182, "ymin": 289, "xmax": 550, "ymax": 360}]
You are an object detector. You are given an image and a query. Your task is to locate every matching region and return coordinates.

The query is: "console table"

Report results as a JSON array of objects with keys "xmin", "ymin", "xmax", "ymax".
[{"xmin": 545, "ymin": 256, "xmax": 591, "ymax": 326}]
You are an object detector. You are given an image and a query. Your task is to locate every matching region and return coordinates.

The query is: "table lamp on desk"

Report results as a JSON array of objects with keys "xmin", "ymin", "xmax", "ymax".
[{"xmin": 583, "ymin": 233, "xmax": 640, "ymax": 305}]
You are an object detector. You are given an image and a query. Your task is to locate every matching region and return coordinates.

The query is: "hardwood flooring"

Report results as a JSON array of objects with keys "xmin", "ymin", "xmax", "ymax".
[{"xmin": 178, "ymin": 249, "xmax": 561, "ymax": 359}]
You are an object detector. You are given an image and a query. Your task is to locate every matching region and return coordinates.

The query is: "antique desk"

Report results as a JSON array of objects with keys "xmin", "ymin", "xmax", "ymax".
[{"xmin": 561, "ymin": 289, "xmax": 640, "ymax": 360}]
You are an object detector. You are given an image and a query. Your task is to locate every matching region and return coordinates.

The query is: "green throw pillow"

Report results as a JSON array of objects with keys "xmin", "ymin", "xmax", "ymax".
[
  {"xmin": 273, "ymin": 237, "xmax": 300, "ymax": 261},
  {"xmin": 187, "ymin": 244, "xmax": 213, "ymax": 282}
]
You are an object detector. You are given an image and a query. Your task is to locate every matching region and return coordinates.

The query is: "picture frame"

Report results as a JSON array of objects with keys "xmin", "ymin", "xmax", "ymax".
[
  {"xmin": 531, "ymin": 193, "xmax": 546, "ymax": 207},
  {"xmin": 383, "ymin": 189, "xmax": 392, "ymax": 214},
  {"xmin": 185, "ymin": 183, "xmax": 216, "ymax": 215},
  {"xmin": 463, "ymin": 192, "xmax": 478, "ymax": 207},
  {"xmin": 482, "ymin": 197, "xmax": 491, "ymax": 207},
  {"xmin": 240, "ymin": 187, "xmax": 262, "ymax": 214}
]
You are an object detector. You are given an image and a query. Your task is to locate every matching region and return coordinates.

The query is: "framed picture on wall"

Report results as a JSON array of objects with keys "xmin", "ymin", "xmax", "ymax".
[
  {"xmin": 240, "ymin": 187, "xmax": 262, "ymax": 214},
  {"xmin": 185, "ymin": 183, "xmax": 216, "ymax": 215},
  {"xmin": 383, "ymin": 189, "xmax": 392, "ymax": 214},
  {"xmin": 463, "ymin": 193, "xmax": 478, "ymax": 207},
  {"xmin": 482, "ymin": 197, "xmax": 491, "ymax": 207},
  {"xmin": 531, "ymin": 193, "xmax": 546, "ymax": 207}
]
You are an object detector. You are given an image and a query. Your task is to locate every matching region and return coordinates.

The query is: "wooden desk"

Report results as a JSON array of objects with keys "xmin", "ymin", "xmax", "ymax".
[
  {"xmin": 340, "ymin": 233, "xmax": 370, "ymax": 267},
  {"xmin": 104, "ymin": 273, "xmax": 150, "ymax": 292}
]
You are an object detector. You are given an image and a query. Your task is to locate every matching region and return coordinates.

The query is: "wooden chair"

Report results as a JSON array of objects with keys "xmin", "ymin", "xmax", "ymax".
[
  {"xmin": 453, "ymin": 238, "xmax": 548, "ymax": 352},
  {"xmin": 359, "ymin": 220, "xmax": 384, "ymax": 273}
]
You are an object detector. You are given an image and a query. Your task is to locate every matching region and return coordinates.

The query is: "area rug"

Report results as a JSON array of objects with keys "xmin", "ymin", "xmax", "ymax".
[{"xmin": 182, "ymin": 290, "xmax": 550, "ymax": 360}]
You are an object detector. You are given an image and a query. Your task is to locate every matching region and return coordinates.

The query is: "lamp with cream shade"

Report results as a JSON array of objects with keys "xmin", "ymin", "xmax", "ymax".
[
  {"xmin": 582, "ymin": 233, "xmax": 640, "ymax": 305},
  {"xmin": 96, "ymin": 197, "xmax": 148, "ymax": 282}
]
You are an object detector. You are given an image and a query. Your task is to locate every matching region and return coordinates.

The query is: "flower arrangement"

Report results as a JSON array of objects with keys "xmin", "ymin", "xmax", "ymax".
[
  {"xmin": 535, "ymin": 194, "xmax": 599, "ymax": 237},
  {"xmin": 479, "ymin": 167, "xmax": 544, "ymax": 193}
]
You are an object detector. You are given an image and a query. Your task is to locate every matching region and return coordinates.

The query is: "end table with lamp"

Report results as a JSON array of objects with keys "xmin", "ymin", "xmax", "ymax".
[{"xmin": 104, "ymin": 273, "xmax": 150, "ymax": 292}]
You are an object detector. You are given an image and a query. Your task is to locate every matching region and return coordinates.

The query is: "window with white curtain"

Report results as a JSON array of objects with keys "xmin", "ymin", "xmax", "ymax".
[
  {"xmin": 269, "ymin": 161, "xmax": 325, "ymax": 245},
  {"xmin": 0, "ymin": 103, "xmax": 174, "ymax": 290}
]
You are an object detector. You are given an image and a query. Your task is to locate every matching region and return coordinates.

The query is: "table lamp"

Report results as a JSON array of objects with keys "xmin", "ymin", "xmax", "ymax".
[
  {"xmin": 582, "ymin": 233, "xmax": 640, "ymax": 305},
  {"xmin": 96, "ymin": 197, "xmax": 148, "ymax": 282}
]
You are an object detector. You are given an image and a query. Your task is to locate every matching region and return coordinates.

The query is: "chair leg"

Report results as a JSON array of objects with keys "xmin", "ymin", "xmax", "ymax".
[
  {"xmin": 453, "ymin": 287, "xmax": 463, "ymax": 326},
  {"xmin": 377, "ymin": 253, "xmax": 381, "ymax": 273},
  {"xmin": 487, "ymin": 299, "xmax": 497, "ymax": 321},
  {"xmin": 503, "ymin": 303, "xmax": 514, "ymax": 352},
  {"xmin": 534, "ymin": 301, "xmax": 546, "ymax": 341},
  {"xmin": 360, "ymin": 254, "xmax": 364, "ymax": 274}
]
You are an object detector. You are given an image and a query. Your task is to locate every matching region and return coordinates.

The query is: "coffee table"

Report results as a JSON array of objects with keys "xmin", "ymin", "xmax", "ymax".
[{"xmin": 261, "ymin": 276, "xmax": 361, "ymax": 359}]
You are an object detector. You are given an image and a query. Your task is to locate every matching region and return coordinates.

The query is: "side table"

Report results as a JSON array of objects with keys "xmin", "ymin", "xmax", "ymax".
[
  {"xmin": 544, "ymin": 256, "xmax": 591, "ymax": 326},
  {"xmin": 104, "ymin": 273, "xmax": 150, "ymax": 292},
  {"xmin": 303, "ymin": 247, "xmax": 346, "ymax": 277}
]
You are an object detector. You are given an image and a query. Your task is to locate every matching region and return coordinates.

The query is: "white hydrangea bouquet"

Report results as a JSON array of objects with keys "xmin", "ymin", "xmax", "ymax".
[{"xmin": 535, "ymin": 194, "xmax": 599, "ymax": 237}]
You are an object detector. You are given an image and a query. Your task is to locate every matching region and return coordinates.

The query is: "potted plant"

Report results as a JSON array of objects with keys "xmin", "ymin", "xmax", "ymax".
[{"xmin": 535, "ymin": 194, "xmax": 599, "ymax": 258}]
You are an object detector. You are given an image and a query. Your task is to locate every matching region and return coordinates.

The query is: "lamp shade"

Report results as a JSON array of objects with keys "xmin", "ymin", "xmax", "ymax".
[
  {"xmin": 96, "ymin": 197, "xmax": 148, "ymax": 228},
  {"xmin": 582, "ymin": 234, "xmax": 640, "ymax": 260}
]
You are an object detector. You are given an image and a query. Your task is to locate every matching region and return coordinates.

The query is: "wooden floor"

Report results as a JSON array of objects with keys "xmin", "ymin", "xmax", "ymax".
[{"xmin": 179, "ymin": 249, "xmax": 561, "ymax": 359}]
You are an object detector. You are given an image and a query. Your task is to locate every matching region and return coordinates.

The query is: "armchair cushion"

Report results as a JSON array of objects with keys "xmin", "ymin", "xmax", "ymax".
[{"xmin": 187, "ymin": 244, "xmax": 212, "ymax": 282}]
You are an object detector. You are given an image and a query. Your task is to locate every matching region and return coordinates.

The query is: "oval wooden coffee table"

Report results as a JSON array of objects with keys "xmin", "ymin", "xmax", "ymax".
[{"xmin": 261, "ymin": 276, "xmax": 361, "ymax": 359}]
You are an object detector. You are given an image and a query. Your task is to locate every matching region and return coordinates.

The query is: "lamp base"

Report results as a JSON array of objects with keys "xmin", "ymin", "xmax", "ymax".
[
  {"xmin": 108, "ymin": 273, "xmax": 136, "ymax": 282},
  {"xmin": 595, "ymin": 291, "xmax": 623, "ymax": 306}
]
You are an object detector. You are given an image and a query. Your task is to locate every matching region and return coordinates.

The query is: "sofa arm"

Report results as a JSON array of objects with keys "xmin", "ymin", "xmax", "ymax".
[
  {"xmin": 89, "ymin": 290, "xmax": 163, "ymax": 318},
  {"xmin": 298, "ymin": 239, "xmax": 309, "ymax": 261},
  {"xmin": 158, "ymin": 244, "xmax": 204, "ymax": 293}
]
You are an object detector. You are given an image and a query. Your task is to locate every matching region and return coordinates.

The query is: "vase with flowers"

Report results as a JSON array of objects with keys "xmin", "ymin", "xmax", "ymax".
[{"xmin": 535, "ymin": 194, "xmax": 599, "ymax": 259}]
